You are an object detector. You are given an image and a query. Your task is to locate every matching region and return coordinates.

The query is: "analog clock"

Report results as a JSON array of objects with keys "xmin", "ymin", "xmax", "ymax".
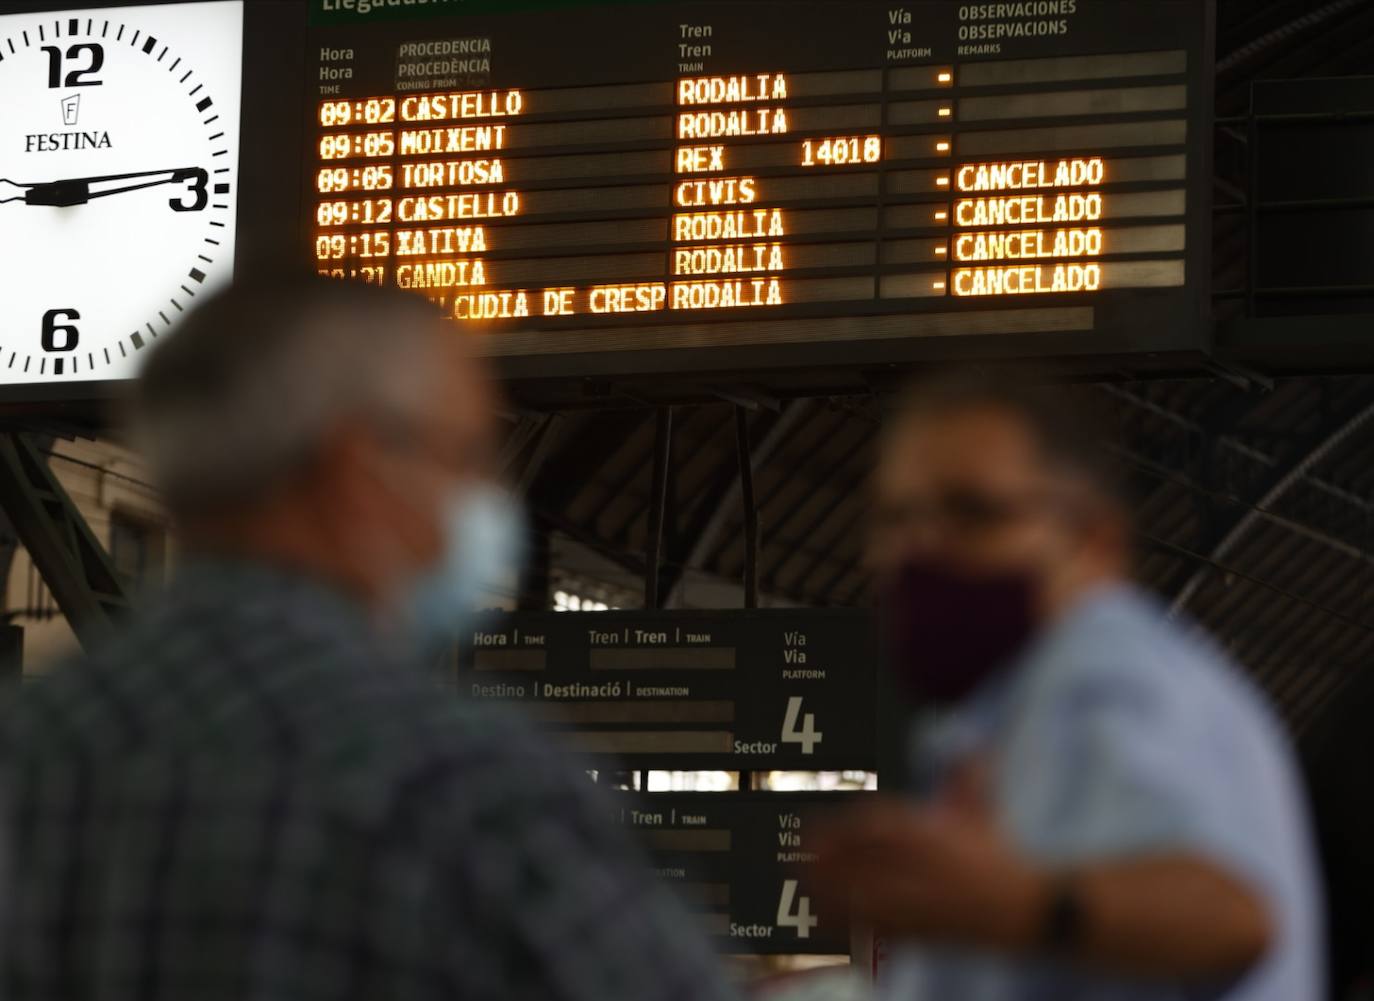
[{"xmin": 0, "ymin": 1, "xmax": 242, "ymax": 385}]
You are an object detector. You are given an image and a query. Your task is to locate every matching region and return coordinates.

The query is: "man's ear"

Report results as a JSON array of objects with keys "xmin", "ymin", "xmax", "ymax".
[
  {"xmin": 300, "ymin": 423, "xmax": 384, "ymax": 526},
  {"xmin": 1081, "ymin": 494, "xmax": 1132, "ymax": 570}
]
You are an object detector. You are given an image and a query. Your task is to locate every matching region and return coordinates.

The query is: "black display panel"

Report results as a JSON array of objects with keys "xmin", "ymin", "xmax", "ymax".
[
  {"xmin": 455, "ymin": 609, "xmax": 877, "ymax": 770},
  {"xmin": 305, "ymin": 0, "xmax": 1214, "ymax": 380},
  {"xmin": 612, "ymin": 791, "xmax": 861, "ymax": 955}
]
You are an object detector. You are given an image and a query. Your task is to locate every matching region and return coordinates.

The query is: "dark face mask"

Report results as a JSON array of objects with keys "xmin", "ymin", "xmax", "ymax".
[{"xmin": 880, "ymin": 558, "xmax": 1039, "ymax": 706}]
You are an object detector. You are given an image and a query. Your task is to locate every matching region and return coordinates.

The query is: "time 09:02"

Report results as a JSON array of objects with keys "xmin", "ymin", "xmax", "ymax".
[{"xmin": 318, "ymin": 97, "xmax": 396, "ymax": 127}]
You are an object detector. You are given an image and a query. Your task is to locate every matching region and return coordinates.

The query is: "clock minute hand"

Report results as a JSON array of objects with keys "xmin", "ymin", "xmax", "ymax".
[
  {"xmin": 0, "ymin": 179, "xmax": 31, "ymax": 205},
  {"xmin": 20, "ymin": 167, "xmax": 199, "ymax": 207}
]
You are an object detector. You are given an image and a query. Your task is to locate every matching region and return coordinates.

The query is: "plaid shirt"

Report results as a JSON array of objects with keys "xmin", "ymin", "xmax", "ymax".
[{"xmin": 0, "ymin": 560, "xmax": 739, "ymax": 1001}]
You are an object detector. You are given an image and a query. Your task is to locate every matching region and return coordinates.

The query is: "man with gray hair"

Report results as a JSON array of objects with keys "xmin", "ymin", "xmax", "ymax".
[{"xmin": 0, "ymin": 278, "xmax": 742, "ymax": 1001}]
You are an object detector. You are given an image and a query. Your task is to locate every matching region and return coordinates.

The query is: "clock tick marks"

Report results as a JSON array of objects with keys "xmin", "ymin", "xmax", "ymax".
[{"xmin": 0, "ymin": 8, "xmax": 239, "ymax": 382}]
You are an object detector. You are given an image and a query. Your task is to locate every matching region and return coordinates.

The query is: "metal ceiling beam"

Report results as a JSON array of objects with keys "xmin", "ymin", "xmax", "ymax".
[
  {"xmin": 1172, "ymin": 393, "xmax": 1374, "ymax": 614},
  {"xmin": 605, "ymin": 406, "xmax": 725, "ymax": 547},
  {"xmin": 528, "ymin": 411, "xmax": 634, "ymax": 492},
  {"xmin": 1217, "ymin": 0, "xmax": 1367, "ymax": 75},
  {"xmin": 514, "ymin": 415, "xmax": 563, "ymax": 494},
  {"xmin": 0, "ymin": 434, "xmax": 129, "ymax": 649},
  {"xmin": 1102, "ymin": 384, "xmax": 1374, "ymax": 517},
  {"xmin": 760, "ymin": 407, "xmax": 876, "ymax": 596},
  {"xmin": 498, "ymin": 414, "xmax": 548, "ymax": 477},
  {"xmin": 662, "ymin": 399, "xmax": 810, "ymax": 607},
  {"xmin": 644, "ymin": 407, "xmax": 673, "ymax": 609},
  {"xmin": 1106, "ymin": 441, "xmax": 1374, "ymax": 567}
]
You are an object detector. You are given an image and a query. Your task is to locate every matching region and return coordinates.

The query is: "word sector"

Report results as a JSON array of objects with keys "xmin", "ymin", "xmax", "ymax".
[
  {"xmin": 305, "ymin": 0, "xmax": 1209, "ymax": 375},
  {"xmin": 611, "ymin": 793, "xmax": 861, "ymax": 955},
  {"xmin": 454, "ymin": 610, "xmax": 877, "ymax": 771}
]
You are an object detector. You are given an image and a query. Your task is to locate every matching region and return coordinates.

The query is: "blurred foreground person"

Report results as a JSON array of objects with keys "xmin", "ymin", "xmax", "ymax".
[
  {"xmin": 813, "ymin": 374, "xmax": 1321, "ymax": 1000},
  {"xmin": 0, "ymin": 279, "xmax": 738, "ymax": 1001}
]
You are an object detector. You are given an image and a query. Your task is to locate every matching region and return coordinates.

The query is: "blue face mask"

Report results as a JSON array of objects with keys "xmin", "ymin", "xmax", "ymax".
[{"xmin": 402, "ymin": 482, "xmax": 525, "ymax": 653}]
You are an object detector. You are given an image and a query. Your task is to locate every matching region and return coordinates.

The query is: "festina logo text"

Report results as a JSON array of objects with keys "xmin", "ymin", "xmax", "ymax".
[{"xmin": 25, "ymin": 131, "xmax": 111, "ymax": 152}]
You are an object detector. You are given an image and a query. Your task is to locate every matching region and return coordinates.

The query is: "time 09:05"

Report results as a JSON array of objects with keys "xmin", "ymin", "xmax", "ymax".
[
  {"xmin": 317, "ymin": 165, "xmax": 394, "ymax": 193},
  {"xmin": 319, "ymin": 131, "xmax": 395, "ymax": 160}
]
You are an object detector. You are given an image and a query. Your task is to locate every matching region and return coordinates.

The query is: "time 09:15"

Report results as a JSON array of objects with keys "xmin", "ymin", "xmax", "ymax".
[{"xmin": 315, "ymin": 232, "xmax": 391, "ymax": 260}]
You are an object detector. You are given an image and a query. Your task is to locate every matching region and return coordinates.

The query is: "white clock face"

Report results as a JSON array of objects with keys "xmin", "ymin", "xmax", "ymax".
[{"xmin": 0, "ymin": 1, "xmax": 242, "ymax": 385}]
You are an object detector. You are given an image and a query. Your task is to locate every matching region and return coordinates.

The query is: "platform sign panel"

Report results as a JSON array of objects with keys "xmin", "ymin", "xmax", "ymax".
[
  {"xmin": 612, "ymin": 792, "xmax": 861, "ymax": 955},
  {"xmin": 456, "ymin": 609, "xmax": 877, "ymax": 770},
  {"xmin": 306, "ymin": 0, "xmax": 1213, "ymax": 378}
]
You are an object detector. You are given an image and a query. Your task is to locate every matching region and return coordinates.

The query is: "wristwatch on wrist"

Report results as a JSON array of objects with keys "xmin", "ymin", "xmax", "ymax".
[{"xmin": 1039, "ymin": 874, "xmax": 1085, "ymax": 954}]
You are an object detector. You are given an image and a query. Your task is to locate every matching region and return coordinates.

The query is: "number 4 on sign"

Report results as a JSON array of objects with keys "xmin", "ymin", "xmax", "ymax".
[
  {"xmin": 781, "ymin": 696, "xmax": 823, "ymax": 754},
  {"xmin": 777, "ymin": 879, "xmax": 818, "ymax": 939}
]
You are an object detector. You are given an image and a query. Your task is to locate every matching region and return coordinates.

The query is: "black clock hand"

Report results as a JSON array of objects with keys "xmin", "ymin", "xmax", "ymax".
[
  {"xmin": 0, "ymin": 179, "xmax": 29, "ymax": 204},
  {"xmin": 7, "ymin": 167, "xmax": 200, "ymax": 207}
]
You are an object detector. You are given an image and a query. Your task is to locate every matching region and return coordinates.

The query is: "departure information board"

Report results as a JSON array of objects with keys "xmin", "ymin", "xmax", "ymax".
[
  {"xmin": 612, "ymin": 792, "xmax": 860, "ymax": 955},
  {"xmin": 455, "ymin": 609, "xmax": 877, "ymax": 770},
  {"xmin": 306, "ymin": 0, "xmax": 1212, "ymax": 379}
]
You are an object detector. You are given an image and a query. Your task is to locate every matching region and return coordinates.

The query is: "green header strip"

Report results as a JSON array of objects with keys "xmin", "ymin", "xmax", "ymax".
[{"xmin": 310, "ymin": 0, "xmax": 678, "ymax": 26}]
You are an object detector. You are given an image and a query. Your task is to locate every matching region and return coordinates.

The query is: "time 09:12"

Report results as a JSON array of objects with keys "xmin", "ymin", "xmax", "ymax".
[{"xmin": 317, "ymin": 198, "xmax": 393, "ymax": 226}]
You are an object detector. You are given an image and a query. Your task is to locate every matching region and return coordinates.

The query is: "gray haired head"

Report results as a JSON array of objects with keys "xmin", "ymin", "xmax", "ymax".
[{"xmin": 133, "ymin": 277, "xmax": 447, "ymax": 518}]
